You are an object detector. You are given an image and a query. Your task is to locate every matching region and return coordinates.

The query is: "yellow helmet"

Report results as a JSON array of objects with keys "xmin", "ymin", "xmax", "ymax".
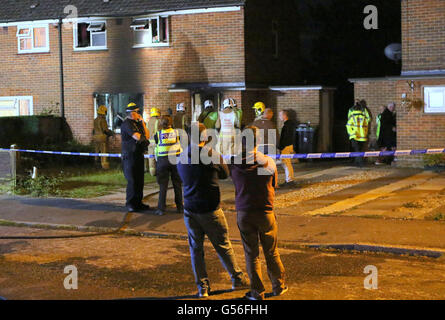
[
  {"xmin": 253, "ymin": 102, "xmax": 266, "ymax": 117},
  {"xmin": 150, "ymin": 107, "xmax": 161, "ymax": 117},
  {"xmin": 98, "ymin": 105, "xmax": 108, "ymax": 115}
]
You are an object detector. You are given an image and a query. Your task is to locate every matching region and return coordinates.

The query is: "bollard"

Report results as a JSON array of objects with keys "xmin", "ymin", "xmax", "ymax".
[
  {"xmin": 10, "ymin": 144, "xmax": 17, "ymax": 189},
  {"xmin": 32, "ymin": 166, "xmax": 38, "ymax": 179}
]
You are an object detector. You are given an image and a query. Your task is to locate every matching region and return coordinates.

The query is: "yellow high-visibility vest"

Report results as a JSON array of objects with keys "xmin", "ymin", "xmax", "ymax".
[
  {"xmin": 155, "ymin": 128, "xmax": 182, "ymax": 157},
  {"xmin": 346, "ymin": 108, "xmax": 370, "ymax": 142}
]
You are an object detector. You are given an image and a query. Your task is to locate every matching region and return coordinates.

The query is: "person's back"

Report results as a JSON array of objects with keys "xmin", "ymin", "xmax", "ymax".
[
  {"xmin": 230, "ymin": 151, "xmax": 277, "ymax": 213},
  {"xmin": 177, "ymin": 144, "xmax": 228, "ymax": 214}
]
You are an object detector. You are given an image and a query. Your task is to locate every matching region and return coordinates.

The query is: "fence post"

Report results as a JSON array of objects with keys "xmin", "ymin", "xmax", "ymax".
[{"xmin": 10, "ymin": 144, "xmax": 17, "ymax": 190}]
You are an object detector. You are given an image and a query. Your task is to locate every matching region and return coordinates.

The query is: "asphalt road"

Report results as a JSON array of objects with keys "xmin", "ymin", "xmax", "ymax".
[{"xmin": 1, "ymin": 226, "xmax": 444, "ymax": 300}]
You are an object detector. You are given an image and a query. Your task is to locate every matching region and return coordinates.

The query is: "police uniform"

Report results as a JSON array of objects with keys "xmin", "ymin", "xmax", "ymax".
[
  {"xmin": 154, "ymin": 127, "xmax": 184, "ymax": 215},
  {"xmin": 121, "ymin": 105, "xmax": 150, "ymax": 212}
]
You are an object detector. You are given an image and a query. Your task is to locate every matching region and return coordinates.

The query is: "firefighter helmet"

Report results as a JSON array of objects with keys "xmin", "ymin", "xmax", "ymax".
[
  {"xmin": 150, "ymin": 107, "xmax": 161, "ymax": 117},
  {"xmin": 97, "ymin": 105, "xmax": 108, "ymax": 115},
  {"xmin": 176, "ymin": 103, "xmax": 185, "ymax": 112},
  {"xmin": 204, "ymin": 100, "xmax": 214, "ymax": 109},
  {"xmin": 222, "ymin": 98, "xmax": 237, "ymax": 110},
  {"xmin": 252, "ymin": 102, "xmax": 266, "ymax": 117}
]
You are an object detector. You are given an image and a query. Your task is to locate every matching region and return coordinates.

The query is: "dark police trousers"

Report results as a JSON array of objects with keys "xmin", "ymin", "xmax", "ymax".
[
  {"xmin": 122, "ymin": 151, "xmax": 145, "ymax": 208},
  {"xmin": 156, "ymin": 156, "xmax": 183, "ymax": 211}
]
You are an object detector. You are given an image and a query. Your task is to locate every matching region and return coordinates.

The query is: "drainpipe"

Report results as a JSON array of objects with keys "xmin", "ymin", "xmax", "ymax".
[{"xmin": 58, "ymin": 18, "xmax": 65, "ymax": 118}]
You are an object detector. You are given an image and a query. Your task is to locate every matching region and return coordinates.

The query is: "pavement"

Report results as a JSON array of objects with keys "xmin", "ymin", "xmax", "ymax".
[{"xmin": 1, "ymin": 162, "xmax": 445, "ymax": 254}]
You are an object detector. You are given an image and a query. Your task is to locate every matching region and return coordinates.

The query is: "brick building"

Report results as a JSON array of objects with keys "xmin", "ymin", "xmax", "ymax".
[
  {"xmin": 350, "ymin": 0, "xmax": 445, "ymax": 167},
  {"xmin": 0, "ymin": 0, "xmax": 335, "ymax": 153}
]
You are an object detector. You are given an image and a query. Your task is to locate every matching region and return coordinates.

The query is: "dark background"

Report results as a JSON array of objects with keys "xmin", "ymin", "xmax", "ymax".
[{"xmin": 298, "ymin": 0, "xmax": 401, "ymax": 120}]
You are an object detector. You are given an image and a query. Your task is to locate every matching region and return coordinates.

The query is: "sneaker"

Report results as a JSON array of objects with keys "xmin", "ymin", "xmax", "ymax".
[
  {"xmin": 231, "ymin": 277, "xmax": 249, "ymax": 291},
  {"xmin": 198, "ymin": 287, "xmax": 209, "ymax": 298},
  {"xmin": 244, "ymin": 291, "xmax": 264, "ymax": 300},
  {"xmin": 154, "ymin": 209, "xmax": 165, "ymax": 216},
  {"xmin": 273, "ymin": 286, "xmax": 289, "ymax": 296},
  {"xmin": 375, "ymin": 161, "xmax": 385, "ymax": 166}
]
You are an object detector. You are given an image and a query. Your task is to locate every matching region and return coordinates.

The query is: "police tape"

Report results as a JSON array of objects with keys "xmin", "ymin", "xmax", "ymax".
[{"xmin": 1, "ymin": 148, "xmax": 445, "ymax": 159}]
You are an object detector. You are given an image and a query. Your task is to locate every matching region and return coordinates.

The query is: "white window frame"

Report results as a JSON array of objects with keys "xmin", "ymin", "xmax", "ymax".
[
  {"xmin": 73, "ymin": 20, "xmax": 108, "ymax": 51},
  {"xmin": 16, "ymin": 24, "xmax": 49, "ymax": 54},
  {"xmin": 131, "ymin": 16, "xmax": 169, "ymax": 48},
  {"xmin": 424, "ymin": 86, "xmax": 445, "ymax": 114},
  {"xmin": 0, "ymin": 96, "xmax": 34, "ymax": 116}
]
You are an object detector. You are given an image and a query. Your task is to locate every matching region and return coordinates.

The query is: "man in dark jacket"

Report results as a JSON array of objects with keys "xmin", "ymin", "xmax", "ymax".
[
  {"xmin": 376, "ymin": 102, "xmax": 397, "ymax": 165},
  {"xmin": 252, "ymin": 108, "xmax": 279, "ymax": 156},
  {"xmin": 177, "ymin": 123, "xmax": 248, "ymax": 298},
  {"xmin": 229, "ymin": 126, "xmax": 288, "ymax": 300},
  {"xmin": 278, "ymin": 110, "xmax": 297, "ymax": 187}
]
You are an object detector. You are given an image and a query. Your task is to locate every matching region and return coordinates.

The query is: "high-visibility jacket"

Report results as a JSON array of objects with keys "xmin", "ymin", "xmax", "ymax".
[
  {"xmin": 376, "ymin": 114, "xmax": 382, "ymax": 141},
  {"xmin": 346, "ymin": 108, "xmax": 371, "ymax": 141},
  {"xmin": 155, "ymin": 128, "xmax": 182, "ymax": 157}
]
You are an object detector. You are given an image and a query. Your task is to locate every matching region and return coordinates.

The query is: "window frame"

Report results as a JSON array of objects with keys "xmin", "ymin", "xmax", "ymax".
[
  {"xmin": 73, "ymin": 20, "xmax": 108, "ymax": 51},
  {"xmin": 16, "ymin": 24, "xmax": 49, "ymax": 54},
  {"xmin": 0, "ymin": 96, "xmax": 34, "ymax": 117},
  {"xmin": 424, "ymin": 86, "xmax": 445, "ymax": 114},
  {"xmin": 131, "ymin": 16, "xmax": 169, "ymax": 48}
]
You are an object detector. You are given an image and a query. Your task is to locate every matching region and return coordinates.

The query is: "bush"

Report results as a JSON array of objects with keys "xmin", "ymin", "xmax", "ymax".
[
  {"xmin": 15, "ymin": 175, "xmax": 63, "ymax": 197},
  {"xmin": 423, "ymin": 154, "xmax": 445, "ymax": 167}
]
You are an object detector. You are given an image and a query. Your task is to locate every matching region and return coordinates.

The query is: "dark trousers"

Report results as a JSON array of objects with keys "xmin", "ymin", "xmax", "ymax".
[
  {"xmin": 184, "ymin": 208, "xmax": 243, "ymax": 290},
  {"xmin": 237, "ymin": 211, "xmax": 285, "ymax": 297},
  {"xmin": 156, "ymin": 156, "xmax": 183, "ymax": 211},
  {"xmin": 351, "ymin": 140, "xmax": 366, "ymax": 166},
  {"xmin": 122, "ymin": 151, "xmax": 145, "ymax": 208}
]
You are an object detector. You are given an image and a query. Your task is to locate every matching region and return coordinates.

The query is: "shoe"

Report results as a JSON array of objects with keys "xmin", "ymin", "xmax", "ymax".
[
  {"xmin": 138, "ymin": 203, "xmax": 151, "ymax": 211},
  {"xmin": 198, "ymin": 287, "xmax": 209, "ymax": 298},
  {"xmin": 154, "ymin": 209, "xmax": 165, "ymax": 216},
  {"xmin": 375, "ymin": 161, "xmax": 385, "ymax": 166},
  {"xmin": 244, "ymin": 291, "xmax": 264, "ymax": 300},
  {"xmin": 127, "ymin": 206, "xmax": 138, "ymax": 213},
  {"xmin": 232, "ymin": 277, "xmax": 250, "ymax": 291},
  {"xmin": 273, "ymin": 286, "xmax": 288, "ymax": 296}
]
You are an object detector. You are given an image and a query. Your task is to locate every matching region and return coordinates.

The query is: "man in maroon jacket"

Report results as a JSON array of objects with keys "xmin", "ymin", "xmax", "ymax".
[{"xmin": 229, "ymin": 126, "xmax": 288, "ymax": 300}]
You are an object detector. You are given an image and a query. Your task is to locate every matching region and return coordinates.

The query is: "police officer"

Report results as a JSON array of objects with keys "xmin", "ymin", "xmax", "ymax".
[
  {"xmin": 146, "ymin": 107, "xmax": 161, "ymax": 176},
  {"xmin": 346, "ymin": 100, "xmax": 371, "ymax": 167},
  {"xmin": 154, "ymin": 115, "xmax": 184, "ymax": 216},
  {"xmin": 120, "ymin": 102, "xmax": 151, "ymax": 213},
  {"xmin": 93, "ymin": 105, "xmax": 114, "ymax": 169}
]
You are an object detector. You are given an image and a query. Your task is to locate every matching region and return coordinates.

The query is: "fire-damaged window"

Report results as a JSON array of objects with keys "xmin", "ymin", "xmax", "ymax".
[
  {"xmin": 131, "ymin": 16, "xmax": 169, "ymax": 47},
  {"xmin": 16, "ymin": 24, "xmax": 49, "ymax": 53},
  {"xmin": 74, "ymin": 21, "xmax": 107, "ymax": 50},
  {"xmin": 94, "ymin": 93, "xmax": 144, "ymax": 133}
]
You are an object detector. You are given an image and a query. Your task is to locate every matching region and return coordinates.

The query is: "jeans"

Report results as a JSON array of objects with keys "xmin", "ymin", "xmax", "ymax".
[
  {"xmin": 184, "ymin": 208, "xmax": 243, "ymax": 290},
  {"xmin": 237, "ymin": 211, "xmax": 285, "ymax": 297}
]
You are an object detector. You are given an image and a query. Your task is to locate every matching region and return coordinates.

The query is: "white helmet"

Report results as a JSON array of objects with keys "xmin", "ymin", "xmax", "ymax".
[
  {"xmin": 222, "ymin": 98, "xmax": 237, "ymax": 110},
  {"xmin": 204, "ymin": 100, "xmax": 214, "ymax": 109},
  {"xmin": 176, "ymin": 102, "xmax": 185, "ymax": 112}
]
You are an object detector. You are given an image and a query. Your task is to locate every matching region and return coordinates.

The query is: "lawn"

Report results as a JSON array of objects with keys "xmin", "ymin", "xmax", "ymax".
[{"xmin": 10, "ymin": 168, "xmax": 156, "ymax": 199}]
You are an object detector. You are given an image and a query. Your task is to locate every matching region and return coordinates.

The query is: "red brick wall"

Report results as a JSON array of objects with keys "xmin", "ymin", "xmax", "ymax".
[
  {"xmin": 402, "ymin": 0, "xmax": 445, "ymax": 72},
  {"xmin": 0, "ymin": 9, "xmax": 245, "ymax": 145},
  {"xmin": 354, "ymin": 78, "xmax": 445, "ymax": 167}
]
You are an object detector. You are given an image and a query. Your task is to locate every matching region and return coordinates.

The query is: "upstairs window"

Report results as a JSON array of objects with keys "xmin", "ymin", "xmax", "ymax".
[
  {"xmin": 16, "ymin": 25, "xmax": 49, "ymax": 53},
  {"xmin": 74, "ymin": 21, "xmax": 107, "ymax": 50},
  {"xmin": 131, "ymin": 17, "xmax": 169, "ymax": 47}
]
